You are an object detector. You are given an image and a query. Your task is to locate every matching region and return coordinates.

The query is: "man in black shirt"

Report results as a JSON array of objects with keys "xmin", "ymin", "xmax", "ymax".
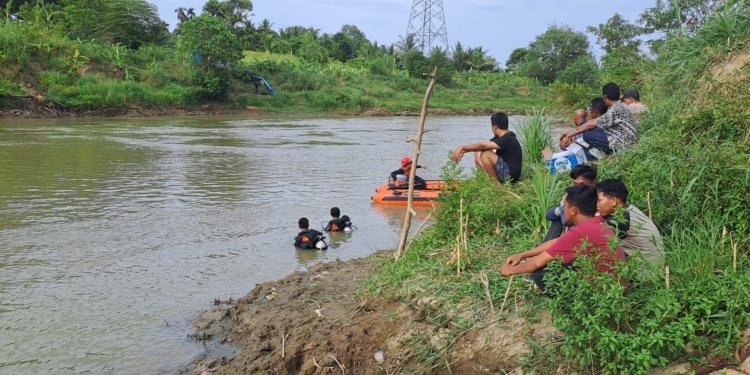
[{"xmin": 450, "ymin": 112, "xmax": 523, "ymax": 183}]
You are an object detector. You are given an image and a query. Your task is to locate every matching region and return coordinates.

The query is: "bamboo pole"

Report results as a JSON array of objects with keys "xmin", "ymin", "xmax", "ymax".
[{"xmin": 394, "ymin": 67, "xmax": 438, "ymax": 261}]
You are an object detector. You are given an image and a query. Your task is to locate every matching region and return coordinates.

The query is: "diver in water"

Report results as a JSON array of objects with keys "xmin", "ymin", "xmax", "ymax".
[
  {"xmin": 294, "ymin": 217, "xmax": 327, "ymax": 249},
  {"xmin": 390, "ymin": 157, "xmax": 426, "ymax": 189},
  {"xmin": 324, "ymin": 207, "xmax": 352, "ymax": 232}
]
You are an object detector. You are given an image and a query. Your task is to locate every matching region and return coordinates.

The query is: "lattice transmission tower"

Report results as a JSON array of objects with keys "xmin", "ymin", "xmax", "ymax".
[{"xmin": 406, "ymin": 0, "xmax": 449, "ymax": 54}]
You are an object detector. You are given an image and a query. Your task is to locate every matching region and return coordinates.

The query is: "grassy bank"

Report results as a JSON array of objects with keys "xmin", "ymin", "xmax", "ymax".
[
  {"xmin": 0, "ymin": 18, "xmax": 545, "ymax": 116},
  {"xmin": 363, "ymin": 5, "xmax": 750, "ymax": 374}
]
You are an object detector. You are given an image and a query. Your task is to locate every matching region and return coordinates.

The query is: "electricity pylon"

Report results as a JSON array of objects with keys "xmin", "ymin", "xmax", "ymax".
[{"xmin": 406, "ymin": 0, "xmax": 449, "ymax": 53}]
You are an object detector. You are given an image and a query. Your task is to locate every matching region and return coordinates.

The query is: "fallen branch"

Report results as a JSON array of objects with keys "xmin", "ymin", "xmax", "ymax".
[
  {"xmin": 329, "ymin": 354, "xmax": 346, "ymax": 375},
  {"xmin": 281, "ymin": 331, "xmax": 290, "ymax": 359}
]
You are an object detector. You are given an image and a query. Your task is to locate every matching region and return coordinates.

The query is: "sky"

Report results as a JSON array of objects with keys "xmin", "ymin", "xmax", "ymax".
[{"xmin": 153, "ymin": 0, "xmax": 658, "ymax": 66}]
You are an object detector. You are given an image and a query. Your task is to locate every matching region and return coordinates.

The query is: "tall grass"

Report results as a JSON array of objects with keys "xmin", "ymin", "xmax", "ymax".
[{"xmin": 517, "ymin": 107, "xmax": 552, "ymax": 168}]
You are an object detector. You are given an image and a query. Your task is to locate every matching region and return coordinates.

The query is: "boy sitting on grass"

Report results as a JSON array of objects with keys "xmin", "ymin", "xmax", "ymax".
[
  {"xmin": 500, "ymin": 184, "xmax": 625, "ymax": 291},
  {"xmin": 596, "ymin": 179, "xmax": 665, "ymax": 267}
]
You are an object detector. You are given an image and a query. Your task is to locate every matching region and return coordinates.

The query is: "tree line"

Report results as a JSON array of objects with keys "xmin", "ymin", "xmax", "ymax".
[{"xmin": 1, "ymin": 0, "xmax": 740, "ymax": 101}]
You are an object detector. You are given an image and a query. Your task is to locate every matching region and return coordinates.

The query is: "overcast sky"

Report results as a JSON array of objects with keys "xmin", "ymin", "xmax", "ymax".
[{"xmin": 153, "ymin": 0, "xmax": 657, "ymax": 65}]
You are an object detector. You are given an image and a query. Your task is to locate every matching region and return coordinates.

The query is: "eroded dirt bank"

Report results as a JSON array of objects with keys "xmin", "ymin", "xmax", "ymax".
[
  {"xmin": 183, "ymin": 250, "xmax": 750, "ymax": 375},
  {"xmin": 0, "ymin": 96, "xmax": 527, "ymax": 120},
  {"xmin": 182, "ymin": 251, "xmax": 556, "ymax": 375}
]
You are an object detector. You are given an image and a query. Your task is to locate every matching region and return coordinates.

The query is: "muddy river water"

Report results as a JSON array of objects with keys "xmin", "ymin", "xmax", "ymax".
[{"xmin": 0, "ymin": 114, "xmax": 535, "ymax": 374}]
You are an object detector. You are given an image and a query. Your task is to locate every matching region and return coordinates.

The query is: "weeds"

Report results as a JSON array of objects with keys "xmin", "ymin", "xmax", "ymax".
[{"xmin": 516, "ymin": 108, "xmax": 552, "ymax": 168}]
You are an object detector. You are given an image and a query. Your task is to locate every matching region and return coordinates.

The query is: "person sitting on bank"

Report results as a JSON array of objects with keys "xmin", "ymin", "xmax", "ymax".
[
  {"xmin": 572, "ymin": 108, "xmax": 587, "ymax": 126},
  {"xmin": 324, "ymin": 207, "xmax": 352, "ymax": 232},
  {"xmin": 294, "ymin": 217, "xmax": 326, "ymax": 249},
  {"xmin": 560, "ymin": 82, "xmax": 637, "ymax": 153},
  {"xmin": 451, "ymin": 112, "xmax": 523, "ymax": 184},
  {"xmin": 542, "ymin": 165, "xmax": 598, "ymax": 242},
  {"xmin": 390, "ymin": 157, "xmax": 426, "ymax": 189},
  {"xmin": 573, "ymin": 97, "xmax": 613, "ymax": 161},
  {"xmin": 621, "ymin": 89, "xmax": 649, "ymax": 120},
  {"xmin": 596, "ymin": 179, "xmax": 665, "ymax": 267},
  {"xmin": 500, "ymin": 184, "xmax": 625, "ymax": 291}
]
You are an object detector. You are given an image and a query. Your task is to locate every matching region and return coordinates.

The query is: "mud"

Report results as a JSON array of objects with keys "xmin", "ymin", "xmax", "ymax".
[{"xmin": 182, "ymin": 252, "xmax": 557, "ymax": 375}]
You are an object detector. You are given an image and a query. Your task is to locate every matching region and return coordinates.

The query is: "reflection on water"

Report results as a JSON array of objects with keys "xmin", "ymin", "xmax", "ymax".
[{"xmin": 0, "ymin": 114, "xmax": 529, "ymax": 374}]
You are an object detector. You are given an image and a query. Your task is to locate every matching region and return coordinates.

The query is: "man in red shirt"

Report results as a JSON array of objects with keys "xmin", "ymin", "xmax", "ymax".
[{"xmin": 500, "ymin": 184, "xmax": 625, "ymax": 291}]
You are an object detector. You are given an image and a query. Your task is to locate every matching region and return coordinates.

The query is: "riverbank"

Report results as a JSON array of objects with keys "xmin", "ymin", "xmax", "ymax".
[
  {"xmin": 183, "ymin": 251, "xmax": 558, "ymax": 375},
  {"xmin": 0, "ymin": 95, "xmax": 536, "ymax": 119},
  {"xmin": 184, "ymin": 250, "xmax": 750, "ymax": 375}
]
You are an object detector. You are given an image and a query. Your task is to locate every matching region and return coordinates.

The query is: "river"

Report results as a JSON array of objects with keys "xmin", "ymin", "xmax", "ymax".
[{"xmin": 0, "ymin": 114, "xmax": 531, "ymax": 374}]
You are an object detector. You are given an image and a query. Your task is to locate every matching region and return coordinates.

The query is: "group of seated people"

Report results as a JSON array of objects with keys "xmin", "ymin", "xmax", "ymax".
[
  {"xmin": 562, "ymin": 85, "xmax": 647, "ymax": 161},
  {"xmin": 500, "ymin": 165, "xmax": 665, "ymax": 291},
  {"xmin": 382, "ymin": 83, "xmax": 657, "ymax": 291}
]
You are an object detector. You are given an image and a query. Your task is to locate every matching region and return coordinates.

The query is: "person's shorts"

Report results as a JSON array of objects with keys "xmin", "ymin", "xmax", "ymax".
[{"xmin": 494, "ymin": 157, "xmax": 511, "ymax": 184}]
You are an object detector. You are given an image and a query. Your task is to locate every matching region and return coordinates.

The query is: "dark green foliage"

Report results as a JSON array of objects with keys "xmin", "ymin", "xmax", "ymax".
[
  {"xmin": 556, "ymin": 55, "xmax": 600, "ymax": 87},
  {"xmin": 639, "ymin": 0, "xmax": 729, "ymax": 35},
  {"xmin": 427, "ymin": 48, "xmax": 454, "ymax": 85},
  {"xmin": 517, "ymin": 25, "xmax": 595, "ymax": 85},
  {"xmin": 452, "ymin": 42, "xmax": 497, "ymax": 72},
  {"xmin": 403, "ymin": 49, "xmax": 429, "ymax": 79},
  {"xmin": 329, "ymin": 25, "xmax": 369, "ymax": 62},
  {"xmin": 588, "ymin": 13, "xmax": 644, "ymax": 54},
  {"xmin": 202, "ymin": 0, "xmax": 252, "ymax": 30},
  {"xmin": 505, "ymin": 47, "xmax": 528, "ymax": 71},
  {"xmin": 61, "ymin": 0, "xmax": 169, "ymax": 49},
  {"xmin": 546, "ymin": 81, "xmax": 597, "ymax": 108},
  {"xmin": 178, "ymin": 14, "xmax": 241, "ymax": 99}
]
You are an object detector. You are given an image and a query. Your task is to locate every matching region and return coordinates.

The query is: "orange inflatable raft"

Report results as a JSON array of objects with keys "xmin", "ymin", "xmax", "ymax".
[{"xmin": 371, "ymin": 180, "xmax": 446, "ymax": 206}]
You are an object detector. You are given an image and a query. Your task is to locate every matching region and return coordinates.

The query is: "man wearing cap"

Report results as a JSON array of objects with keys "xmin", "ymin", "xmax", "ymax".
[
  {"xmin": 560, "ymin": 82, "xmax": 637, "ymax": 153},
  {"xmin": 622, "ymin": 89, "xmax": 648, "ymax": 120},
  {"xmin": 390, "ymin": 157, "xmax": 426, "ymax": 189},
  {"xmin": 451, "ymin": 112, "xmax": 523, "ymax": 184}
]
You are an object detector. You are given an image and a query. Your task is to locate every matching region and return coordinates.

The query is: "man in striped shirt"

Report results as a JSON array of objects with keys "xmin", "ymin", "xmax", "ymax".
[{"xmin": 560, "ymin": 82, "xmax": 637, "ymax": 153}]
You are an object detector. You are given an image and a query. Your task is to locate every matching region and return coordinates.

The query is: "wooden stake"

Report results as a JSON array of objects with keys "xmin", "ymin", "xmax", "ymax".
[
  {"xmin": 499, "ymin": 276, "xmax": 514, "ymax": 315},
  {"xmin": 480, "ymin": 272, "xmax": 495, "ymax": 315},
  {"xmin": 646, "ymin": 191, "xmax": 653, "ymax": 219},
  {"xmin": 394, "ymin": 67, "xmax": 438, "ymax": 261},
  {"xmin": 665, "ymin": 265, "xmax": 670, "ymax": 289}
]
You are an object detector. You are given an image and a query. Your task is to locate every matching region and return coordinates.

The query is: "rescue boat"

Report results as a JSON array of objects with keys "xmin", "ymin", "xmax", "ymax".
[{"xmin": 371, "ymin": 180, "xmax": 445, "ymax": 206}]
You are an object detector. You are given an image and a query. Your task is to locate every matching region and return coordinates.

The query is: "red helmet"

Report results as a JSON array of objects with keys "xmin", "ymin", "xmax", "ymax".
[{"xmin": 401, "ymin": 157, "xmax": 412, "ymax": 167}]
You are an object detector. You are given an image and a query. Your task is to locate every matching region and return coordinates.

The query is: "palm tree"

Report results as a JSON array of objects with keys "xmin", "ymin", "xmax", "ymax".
[{"xmin": 452, "ymin": 41, "xmax": 471, "ymax": 71}]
